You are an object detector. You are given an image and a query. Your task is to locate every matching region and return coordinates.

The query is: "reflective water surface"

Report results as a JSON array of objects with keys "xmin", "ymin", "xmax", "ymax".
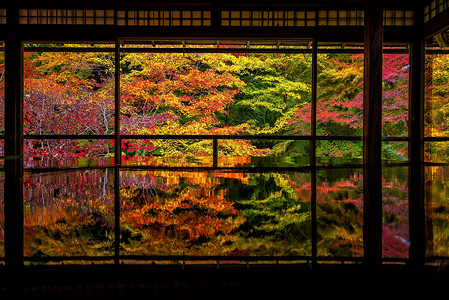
[
  {"xmin": 0, "ymin": 172, "xmax": 3, "ymax": 258},
  {"xmin": 23, "ymin": 169, "xmax": 115, "ymax": 258},
  {"xmin": 316, "ymin": 168, "xmax": 363, "ymax": 257},
  {"xmin": 18, "ymin": 165, "xmax": 447, "ymax": 263},
  {"xmin": 425, "ymin": 166, "xmax": 449, "ymax": 258},
  {"xmin": 382, "ymin": 166, "xmax": 409, "ymax": 259}
]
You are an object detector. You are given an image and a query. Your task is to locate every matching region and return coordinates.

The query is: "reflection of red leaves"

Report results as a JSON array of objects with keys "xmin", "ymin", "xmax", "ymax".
[
  {"xmin": 382, "ymin": 225, "xmax": 410, "ymax": 258},
  {"xmin": 120, "ymin": 170, "xmax": 243, "ymax": 243}
]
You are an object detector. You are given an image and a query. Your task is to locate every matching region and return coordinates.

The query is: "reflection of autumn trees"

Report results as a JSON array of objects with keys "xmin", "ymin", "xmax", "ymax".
[
  {"xmin": 316, "ymin": 170, "xmax": 364, "ymax": 257},
  {"xmin": 0, "ymin": 45, "xmax": 2, "ymax": 254},
  {"xmin": 316, "ymin": 168, "xmax": 411, "ymax": 258},
  {"xmin": 229, "ymin": 172, "xmax": 312, "ymax": 256},
  {"xmin": 382, "ymin": 168, "xmax": 410, "ymax": 258},
  {"xmin": 119, "ymin": 170, "xmax": 315, "ymax": 256},
  {"xmin": 0, "ymin": 174, "xmax": 3, "ymax": 257},
  {"xmin": 425, "ymin": 167, "xmax": 449, "ymax": 257},
  {"xmin": 17, "ymin": 167, "xmax": 414, "ymax": 259},
  {"xmin": 120, "ymin": 170, "xmax": 246, "ymax": 256},
  {"xmin": 23, "ymin": 170, "xmax": 115, "ymax": 258}
]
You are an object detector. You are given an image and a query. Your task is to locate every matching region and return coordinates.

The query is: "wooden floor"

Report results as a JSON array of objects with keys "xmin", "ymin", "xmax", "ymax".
[{"xmin": 0, "ymin": 263, "xmax": 447, "ymax": 299}]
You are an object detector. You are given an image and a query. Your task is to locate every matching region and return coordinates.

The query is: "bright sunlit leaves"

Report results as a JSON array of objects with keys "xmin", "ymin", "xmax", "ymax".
[{"xmin": 0, "ymin": 43, "xmax": 443, "ymax": 261}]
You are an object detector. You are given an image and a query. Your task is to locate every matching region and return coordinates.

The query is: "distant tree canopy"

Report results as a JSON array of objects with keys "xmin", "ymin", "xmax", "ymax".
[{"xmin": 16, "ymin": 45, "xmax": 411, "ymax": 164}]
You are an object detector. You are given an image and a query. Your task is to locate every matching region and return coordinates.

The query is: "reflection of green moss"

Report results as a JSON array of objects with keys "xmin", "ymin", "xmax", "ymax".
[
  {"xmin": 315, "ymin": 169, "xmax": 364, "ymax": 257},
  {"xmin": 428, "ymin": 171, "xmax": 449, "ymax": 257},
  {"xmin": 231, "ymin": 173, "xmax": 312, "ymax": 256}
]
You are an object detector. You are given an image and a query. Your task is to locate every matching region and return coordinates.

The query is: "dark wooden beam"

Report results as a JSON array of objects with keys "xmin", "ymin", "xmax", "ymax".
[
  {"xmin": 409, "ymin": 32, "xmax": 426, "ymax": 266},
  {"xmin": 363, "ymin": 0, "xmax": 383, "ymax": 266},
  {"xmin": 4, "ymin": 6, "xmax": 24, "ymax": 269},
  {"xmin": 422, "ymin": 8, "xmax": 449, "ymax": 40},
  {"xmin": 4, "ymin": 5, "xmax": 24, "ymax": 298},
  {"xmin": 0, "ymin": 24, "xmax": 414, "ymax": 45},
  {"xmin": 10, "ymin": 0, "xmax": 418, "ymax": 10}
]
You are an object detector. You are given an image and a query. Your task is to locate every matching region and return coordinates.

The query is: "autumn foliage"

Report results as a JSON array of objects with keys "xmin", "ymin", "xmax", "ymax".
[{"xmin": 0, "ymin": 43, "xmax": 447, "ymax": 260}]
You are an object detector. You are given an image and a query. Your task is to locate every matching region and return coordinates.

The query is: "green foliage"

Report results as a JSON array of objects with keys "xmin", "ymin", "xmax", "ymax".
[{"xmin": 16, "ymin": 44, "xmax": 449, "ymax": 261}]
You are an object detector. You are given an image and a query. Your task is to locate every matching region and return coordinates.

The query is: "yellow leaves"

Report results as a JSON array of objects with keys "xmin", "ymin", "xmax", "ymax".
[
  {"xmin": 123, "ymin": 52, "xmax": 188, "ymax": 77},
  {"xmin": 187, "ymin": 51, "xmax": 242, "ymax": 73},
  {"xmin": 26, "ymin": 50, "xmax": 114, "ymax": 84},
  {"xmin": 234, "ymin": 54, "xmax": 277, "ymax": 74},
  {"xmin": 238, "ymin": 98, "xmax": 283, "ymax": 114},
  {"xmin": 120, "ymin": 187, "xmax": 139, "ymax": 199}
]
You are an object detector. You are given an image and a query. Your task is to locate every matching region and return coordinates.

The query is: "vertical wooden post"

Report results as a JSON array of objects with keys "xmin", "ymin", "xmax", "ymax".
[
  {"xmin": 4, "ymin": 6, "xmax": 23, "ymax": 272},
  {"xmin": 115, "ymin": 38, "xmax": 121, "ymax": 165},
  {"xmin": 310, "ymin": 39, "xmax": 317, "ymax": 266},
  {"xmin": 4, "ymin": 6, "xmax": 24, "ymax": 299},
  {"xmin": 409, "ymin": 36, "xmax": 425, "ymax": 267},
  {"xmin": 213, "ymin": 138, "xmax": 218, "ymax": 168},
  {"xmin": 114, "ymin": 38, "xmax": 121, "ymax": 264},
  {"xmin": 363, "ymin": 0, "xmax": 383, "ymax": 266}
]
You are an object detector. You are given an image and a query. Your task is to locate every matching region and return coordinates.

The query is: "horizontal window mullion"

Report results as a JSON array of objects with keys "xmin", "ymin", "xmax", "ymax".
[
  {"xmin": 22, "ymin": 135, "xmax": 410, "ymax": 141},
  {"xmin": 423, "ymin": 136, "xmax": 449, "ymax": 141},
  {"xmin": 381, "ymin": 136, "xmax": 409, "ymax": 141},
  {"xmin": 423, "ymin": 162, "xmax": 449, "ymax": 166},
  {"xmin": 316, "ymin": 135, "xmax": 362, "ymax": 141},
  {"xmin": 23, "ymin": 254, "xmax": 365, "ymax": 263},
  {"xmin": 23, "ymin": 165, "xmax": 116, "ymax": 173},
  {"xmin": 22, "ymin": 47, "xmax": 114, "ymax": 53},
  {"xmin": 16, "ymin": 46, "xmax": 409, "ymax": 54},
  {"xmin": 120, "ymin": 134, "xmax": 312, "ymax": 140},
  {"xmin": 24, "ymin": 134, "xmax": 114, "ymax": 139},
  {"xmin": 382, "ymin": 162, "xmax": 410, "ymax": 167}
]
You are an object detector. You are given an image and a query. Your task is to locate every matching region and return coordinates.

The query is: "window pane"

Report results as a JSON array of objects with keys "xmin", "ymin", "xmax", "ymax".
[
  {"xmin": 382, "ymin": 141, "xmax": 408, "ymax": 163},
  {"xmin": 120, "ymin": 45, "xmax": 312, "ymax": 136},
  {"xmin": 23, "ymin": 169, "xmax": 115, "ymax": 261},
  {"xmin": 425, "ymin": 166, "xmax": 449, "ymax": 258},
  {"xmin": 23, "ymin": 45, "xmax": 115, "ymax": 135},
  {"xmin": 24, "ymin": 139, "xmax": 115, "ymax": 169},
  {"xmin": 425, "ymin": 47, "xmax": 449, "ymax": 138},
  {"xmin": 218, "ymin": 139, "xmax": 310, "ymax": 168},
  {"xmin": 0, "ymin": 172, "xmax": 3, "ymax": 259},
  {"xmin": 381, "ymin": 47, "xmax": 409, "ymax": 259},
  {"xmin": 121, "ymin": 139, "xmax": 213, "ymax": 167},
  {"xmin": 382, "ymin": 166, "xmax": 409, "ymax": 259},
  {"xmin": 316, "ymin": 168, "xmax": 364, "ymax": 258},
  {"xmin": 317, "ymin": 46, "xmax": 364, "ymax": 137},
  {"xmin": 382, "ymin": 50, "xmax": 409, "ymax": 137},
  {"xmin": 0, "ymin": 42, "xmax": 3, "ymax": 135},
  {"xmin": 120, "ymin": 170, "xmax": 311, "ymax": 258},
  {"xmin": 316, "ymin": 140, "xmax": 363, "ymax": 166},
  {"xmin": 425, "ymin": 141, "xmax": 449, "ymax": 163}
]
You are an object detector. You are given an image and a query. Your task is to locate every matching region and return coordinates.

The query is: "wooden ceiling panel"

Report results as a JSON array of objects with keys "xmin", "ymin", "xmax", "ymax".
[{"xmin": 9, "ymin": 0, "xmax": 422, "ymax": 10}]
